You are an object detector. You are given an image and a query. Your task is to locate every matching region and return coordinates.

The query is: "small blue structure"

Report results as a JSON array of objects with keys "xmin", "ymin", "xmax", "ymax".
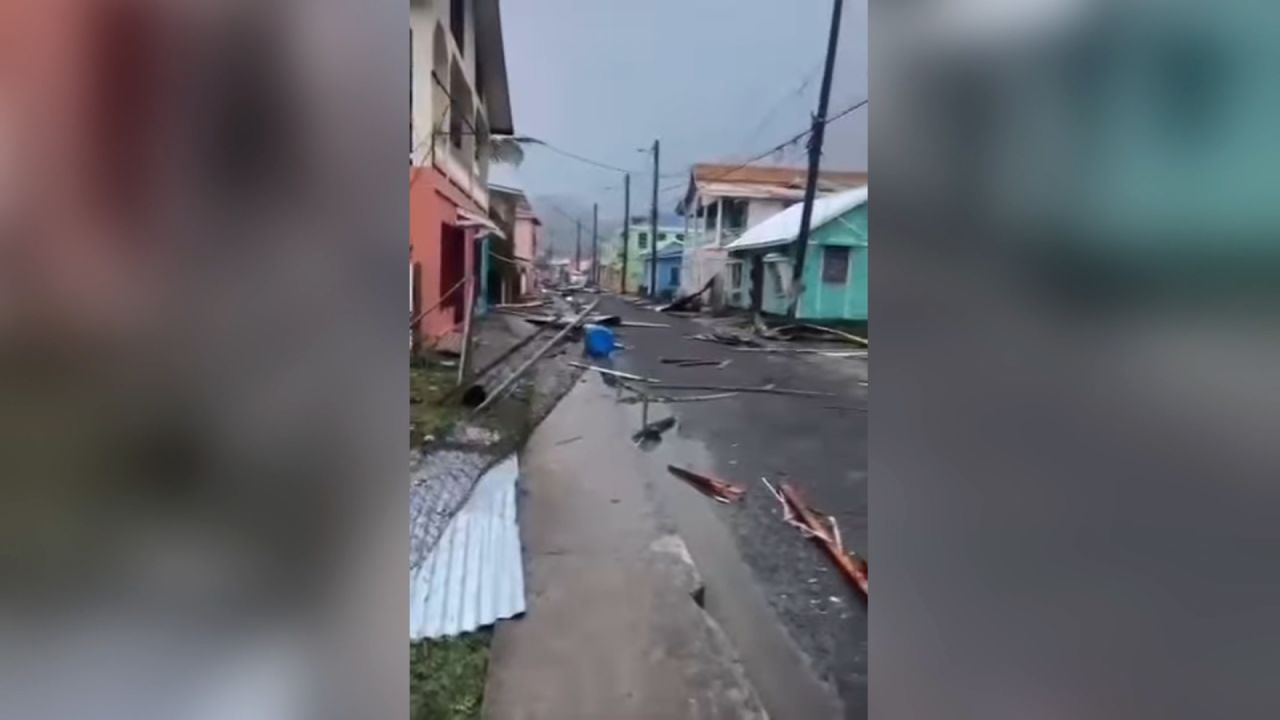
[{"xmin": 638, "ymin": 243, "xmax": 684, "ymax": 300}]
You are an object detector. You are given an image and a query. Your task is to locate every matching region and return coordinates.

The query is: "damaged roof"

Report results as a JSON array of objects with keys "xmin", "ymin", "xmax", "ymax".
[{"xmin": 678, "ymin": 164, "xmax": 868, "ymax": 214}]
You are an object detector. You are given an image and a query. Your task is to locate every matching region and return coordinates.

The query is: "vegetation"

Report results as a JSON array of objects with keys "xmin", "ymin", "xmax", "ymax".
[
  {"xmin": 410, "ymin": 358, "xmax": 465, "ymax": 448},
  {"xmin": 410, "ymin": 633, "xmax": 492, "ymax": 720}
]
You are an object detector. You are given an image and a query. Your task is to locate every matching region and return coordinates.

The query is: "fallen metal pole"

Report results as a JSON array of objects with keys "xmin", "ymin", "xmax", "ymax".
[
  {"xmin": 634, "ymin": 382, "xmax": 835, "ymax": 398},
  {"xmin": 472, "ymin": 300, "xmax": 600, "ymax": 414},
  {"xmin": 566, "ymin": 362, "xmax": 658, "ymax": 383},
  {"xmin": 443, "ymin": 322, "xmax": 553, "ymax": 401}
]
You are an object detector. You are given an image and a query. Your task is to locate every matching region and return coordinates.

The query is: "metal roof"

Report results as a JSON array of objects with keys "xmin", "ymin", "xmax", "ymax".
[
  {"xmin": 725, "ymin": 186, "xmax": 868, "ymax": 252},
  {"xmin": 679, "ymin": 164, "xmax": 868, "ymax": 213},
  {"xmin": 410, "ymin": 454, "xmax": 525, "ymax": 639}
]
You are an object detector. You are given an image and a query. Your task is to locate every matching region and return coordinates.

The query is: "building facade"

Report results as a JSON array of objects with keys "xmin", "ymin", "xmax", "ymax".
[
  {"xmin": 724, "ymin": 186, "xmax": 868, "ymax": 322},
  {"xmin": 409, "ymin": 0, "xmax": 513, "ymax": 348},
  {"xmin": 607, "ymin": 215, "xmax": 687, "ymax": 293},
  {"xmin": 676, "ymin": 164, "xmax": 867, "ymax": 306}
]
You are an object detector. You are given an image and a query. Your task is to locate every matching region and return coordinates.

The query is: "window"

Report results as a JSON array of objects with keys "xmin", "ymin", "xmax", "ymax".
[
  {"xmin": 637, "ymin": 232, "xmax": 648, "ymax": 249},
  {"xmin": 676, "ymin": 233, "xmax": 685, "ymax": 242},
  {"xmin": 822, "ymin": 246, "xmax": 850, "ymax": 283},
  {"xmin": 722, "ymin": 199, "xmax": 748, "ymax": 231},
  {"xmin": 766, "ymin": 262, "xmax": 786, "ymax": 297},
  {"xmin": 668, "ymin": 266, "xmax": 680, "ymax": 286},
  {"xmin": 450, "ymin": 0, "xmax": 466, "ymax": 55},
  {"xmin": 658, "ymin": 233, "xmax": 668, "ymax": 243},
  {"xmin": 730, "ymin": 263, "xmax": 743, "ymax": 289}
]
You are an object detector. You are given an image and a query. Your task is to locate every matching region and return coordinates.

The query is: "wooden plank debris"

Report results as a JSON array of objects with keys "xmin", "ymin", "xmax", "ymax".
[
  {"xmin": 667, "ymin": 465, "xmax": 747, "ymax": 504},
  {"xmin": 779, "ymin": 482, "xmax": 868, "ymax": 597},
  {"xmin": 799, "ymin": 323, "xmax": 868, "ymax": 347}
]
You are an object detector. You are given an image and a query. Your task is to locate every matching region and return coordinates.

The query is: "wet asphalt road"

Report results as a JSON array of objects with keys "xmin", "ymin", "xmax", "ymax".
[{"xmin": 595, "ymin": 294, "xmax": 868, "ymax": 718}]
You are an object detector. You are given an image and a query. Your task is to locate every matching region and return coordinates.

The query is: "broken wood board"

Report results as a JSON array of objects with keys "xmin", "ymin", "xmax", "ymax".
[
  {"xmin": 780, "ymin": 482, "xmax": 868, "ymax": 597},
  {"xmin": 667, "ymin": 465, "xmax": 746, "ymax": 504}
]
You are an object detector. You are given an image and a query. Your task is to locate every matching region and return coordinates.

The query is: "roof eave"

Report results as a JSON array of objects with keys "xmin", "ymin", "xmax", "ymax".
[{"xmin": 475, "ymin": 0, "xmax": 514, "ymax": 135}]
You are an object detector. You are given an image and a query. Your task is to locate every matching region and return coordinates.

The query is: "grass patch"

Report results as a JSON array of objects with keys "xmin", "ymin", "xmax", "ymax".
[
  {"xmin": 411, "ymin": 633, "xmax": 492, "ymax": 720},
  {"xmin": 411, "ymin": 360, "xmax": 465, "ymax": 448}
]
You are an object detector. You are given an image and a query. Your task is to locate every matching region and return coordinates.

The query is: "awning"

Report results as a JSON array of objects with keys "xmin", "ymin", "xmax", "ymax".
[{"xmin": 457, "ymin": 209, "xmax": 507, "ymax": 239}]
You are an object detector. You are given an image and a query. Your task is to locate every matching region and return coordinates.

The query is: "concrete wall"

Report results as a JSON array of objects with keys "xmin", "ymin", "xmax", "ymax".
[
  {"xmin": 410, "ymin": 0, "xmax": 490, "ymax": 211},
  {"xmin": 513, "ymin": 217, "xmax": 537, "ymax": 295},
  {"xmin": 410, "ymin": 166, "xmax": 480, "ymax": 343}
]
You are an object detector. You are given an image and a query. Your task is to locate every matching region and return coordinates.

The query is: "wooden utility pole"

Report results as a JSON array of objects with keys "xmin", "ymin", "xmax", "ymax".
[
  {"xmin": 621, "ymin": 173, "xmax": 631, "ymax": 294},
  {"xmin": 649, "ymin": 139, "xmax": 660, "ymax": 298},
  {"xmin": 786, "ymin": 0, "xmax": 844, "ymax": 319},
  {"xmin": 591, "ymin": 202, "xmax": 599, "ymax": 286},
  {"xmin": 575, "ymin": 219, "xmax": 582, "ymax": 275}
]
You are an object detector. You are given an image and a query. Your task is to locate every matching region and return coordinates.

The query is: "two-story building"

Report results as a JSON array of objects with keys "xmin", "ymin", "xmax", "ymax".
[
  {"xmin": 488, "ymin": 184, "xmax": 542, "ymax": 300},
  {"xmin": 410, "ymin": 0, "xmax": 513, "ymax": 349},
  {"xmin": 606, "ymin": 214, "xmax": 688, "ymax": 293},
  {"xmin": 675, "ymin": 164, "xmax": 867, "ymax": 306}
]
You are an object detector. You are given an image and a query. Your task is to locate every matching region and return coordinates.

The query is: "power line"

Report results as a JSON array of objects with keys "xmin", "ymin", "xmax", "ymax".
[
  {"xmin": 513, "ymin": 137, "xmax": 638, "ymax": 174},
  {"xmin": 675, "ymin": 96, "xmax": 868, "ymax": 191}
]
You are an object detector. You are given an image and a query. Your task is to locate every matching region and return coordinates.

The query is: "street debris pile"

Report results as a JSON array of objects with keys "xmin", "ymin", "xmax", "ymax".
[{"xmin": 763, "ymin": 478, "xmax": 869, "ymax": 597}]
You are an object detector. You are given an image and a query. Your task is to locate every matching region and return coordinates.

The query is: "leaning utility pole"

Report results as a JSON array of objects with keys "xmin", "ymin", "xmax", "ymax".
[
  {"xmin": 575, "ymin": 219, "xmax": 582, "ymax": 274},
  {"xmin": 591, "ymin": 202, "xmax": 599, "ymax": 286},
  {"xmin": 621, "ymin": 173, "xmax": 631, "ymax": 294},
  {"xmin": 786, "ymin": 0, "xmax": 844, "ymax": 319},
  {"xmin": 649, "ymin": 139, "xmax": 660, "ymax": 298}
]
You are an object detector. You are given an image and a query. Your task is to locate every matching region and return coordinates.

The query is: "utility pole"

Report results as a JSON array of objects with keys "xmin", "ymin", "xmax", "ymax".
[
  {"xmin": 575, "ymin": 219, "xmax": 582, "ymax": 276},
  {"xmin": 591, "ymin": 202, "xmax": 599, "ymax": 286},
  {"xmin": 621, "ymin": 173, "xmax": 631, "ymax": 295},
  {"xmin": 786, "ymin": 0, "xmax": 844, "ymax": 319},
  {"xmin": 649, "ymin": 139, "xmax": 660, "ymax": 298}
]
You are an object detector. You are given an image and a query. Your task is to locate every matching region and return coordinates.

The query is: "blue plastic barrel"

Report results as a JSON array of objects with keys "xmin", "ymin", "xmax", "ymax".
[{"xmin": 583, "ymin": 324, "xmax": 616, "ymax": 358}]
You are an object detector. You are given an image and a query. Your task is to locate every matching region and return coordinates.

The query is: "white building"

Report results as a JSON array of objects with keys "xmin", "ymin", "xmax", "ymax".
[{"xmin": 675, "ymin": 164, "xmax": 868, "ymax": 305}]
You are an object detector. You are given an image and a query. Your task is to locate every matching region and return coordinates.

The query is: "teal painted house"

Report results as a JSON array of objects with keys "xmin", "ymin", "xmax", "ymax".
[{"xmin": 723, "ymin": 186, "xmax": 867, "ymax": 321}]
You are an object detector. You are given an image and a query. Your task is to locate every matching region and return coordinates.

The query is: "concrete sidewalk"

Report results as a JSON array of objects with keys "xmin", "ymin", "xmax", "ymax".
[{"xmin": 482, "ymin": 373, "xmax": 766, "ymax": 720}]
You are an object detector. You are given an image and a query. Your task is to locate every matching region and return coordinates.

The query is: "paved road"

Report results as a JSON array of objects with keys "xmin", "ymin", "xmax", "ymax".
[{"xmin": 596, "ymin": 295, "xmax": 868, "ymax": 718}]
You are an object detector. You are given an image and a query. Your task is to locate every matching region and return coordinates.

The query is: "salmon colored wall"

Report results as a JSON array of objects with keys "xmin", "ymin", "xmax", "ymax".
[{"xmin": 410, "ymin": 166, "xmax": 480, "ymax": 342}]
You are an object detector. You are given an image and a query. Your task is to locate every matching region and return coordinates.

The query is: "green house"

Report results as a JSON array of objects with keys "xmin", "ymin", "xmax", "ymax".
[{"xmin": 723, "ymin": 186, "xmax": 867, "ymax": 322}]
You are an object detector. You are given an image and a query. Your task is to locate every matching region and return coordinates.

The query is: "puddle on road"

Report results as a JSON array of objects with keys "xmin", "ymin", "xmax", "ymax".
[{"xmin": 616, "ymin": 400, "xmax": 845, "ymax": 720}]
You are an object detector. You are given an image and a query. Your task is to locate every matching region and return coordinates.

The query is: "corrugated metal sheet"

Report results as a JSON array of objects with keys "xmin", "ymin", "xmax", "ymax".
[
  {"xmin": 410, "ymin": 454, "xmax": 525, "ymax": 639},
  {"xmin": 725, "ymin": 186, "xmax": 869, "ymax": 252}
]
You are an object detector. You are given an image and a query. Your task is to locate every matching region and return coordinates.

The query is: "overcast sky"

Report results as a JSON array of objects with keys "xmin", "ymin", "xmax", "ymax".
[{"xmin": 489, "ymin": 0, "xmax": 868, "ymax": 255}]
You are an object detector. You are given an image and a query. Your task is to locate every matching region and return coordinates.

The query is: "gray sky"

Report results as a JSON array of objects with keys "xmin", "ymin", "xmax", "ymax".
[{"xmin": 489, "ymin": 0, "xmax": 868, "ymax": 256}]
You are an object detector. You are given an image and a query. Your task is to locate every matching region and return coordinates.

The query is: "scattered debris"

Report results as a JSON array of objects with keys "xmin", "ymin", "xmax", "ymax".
[
  {"xmin": 632, "ymin": 416, "xmax": 676, "ymax": 446},
  {"xmin": 637, "ymin": 382, "xmax": 835, "ymax": 398},
  {"xmin": 452, "ymin": 424, "xmax": 502, "ymax": 445},
  {"xmin": 779, "ymin": 482, "xmax": 868, "ymax": 597},
  {"xmin": 657, "ymin": 278, "xmax": 714, "ymax": 313},
  {"xmin": 618, "ymin": 389, "xmax": 740, "ymax": 404},
  {"xmin": 566, "ymin": 361, "xmax": 659, "ymax": 383},
  {"xmin": 447, "ymin": 323, "xmax": 553, "ymax": 403},
  {"xmin": 659, "ymin": 358, "xmax": 730, "ymax": 368},
  {"xmin": 472, "ymin": 300, "xmax": 600, "ymax": 414},
  {"xmin": 800, "ymin": 323, "xmax": 868, "ymax": 347},
  {"xmin": 493, "ymin": 300, "xmax": 546, "ymax": 310},
  {"xmin": 667, "ymin": 465, "xmax": 747, "ymax": 504},
  {"xmin": 554, "ymin": 435, "xmax": 583, "ymax": 447},
  {"xmin": 733, "ymin": 347, "xmax": 866, "ymax": 358},
  {"xmin": 618, "ymin": 320, "xmax": 670, "ymax": 329},
  {"xmin": 687, "ymin": 330, "xmax": 762, "ymax": 348}
]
